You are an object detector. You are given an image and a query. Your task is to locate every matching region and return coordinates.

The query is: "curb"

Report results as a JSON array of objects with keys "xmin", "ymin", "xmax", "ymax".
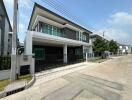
[{"xmin": 0, "ymin": 75, "xmax": 36, "ymax": 99}]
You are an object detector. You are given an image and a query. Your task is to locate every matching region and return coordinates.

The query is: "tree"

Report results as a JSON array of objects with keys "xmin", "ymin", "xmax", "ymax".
[
  {"xmin": 109, "ymin": 40, "xmax": 119, "ymax": 54},
  {"xmin": 93, "ymin": 37, "xmax": 109, "ymax": 57}
]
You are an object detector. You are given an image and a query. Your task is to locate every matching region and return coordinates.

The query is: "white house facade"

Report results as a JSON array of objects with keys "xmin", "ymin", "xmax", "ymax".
[{"xmin": 25, "ymin": 3, "xmax": 93, "ymax": 72}]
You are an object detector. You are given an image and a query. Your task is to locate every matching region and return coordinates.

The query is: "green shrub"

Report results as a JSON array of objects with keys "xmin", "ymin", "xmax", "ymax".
[{"xmin": 0, "ymin": 56, "xmax": 11, "ymax": 70}]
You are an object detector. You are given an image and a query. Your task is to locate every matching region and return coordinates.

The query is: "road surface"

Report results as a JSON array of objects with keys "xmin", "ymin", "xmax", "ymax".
[{"xmin": 1, "ymin": 55, "xmax": 132, "ymax": 100}]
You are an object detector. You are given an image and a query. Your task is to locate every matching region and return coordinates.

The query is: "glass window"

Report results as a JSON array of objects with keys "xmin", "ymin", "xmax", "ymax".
[
  {"xmin": 53, "ymin": 26, "xmax": 57, "ymax": 36},
  {"xmin": 79, "ymin": 32, "xmax": 83, "ymax": 41},
  {"xmin": 76, "ymin": 31, "xmax": 87, "ymax": 42},
  {"xmin": 48, "ymin": 25, "xmax": 52, "ymax": 35},
  {"xmin": 76, "ymin": 31, "xmax": 83, "ymax": 41},
  {"xmin": 42, "ymin": 23, "xmax": 62, "ymax": 36},
  {"xmin": 42, "ymin": 24, "xmax": 48, "ymax": 33},
  {"xmin": 75, "ymin": 48, "xmax": 82, "ymax": 55},
  {"xmin": 53, "ymin": 26, "xmax": 61, "ymax": 36},
  {"xmin": 57, "ymin": 28, "xmax": 61, "ymax": 36},
  {"xmin": 34, "ymin": 48, "xmax": 45, "ymax": 60},
  {"xmin": 82, "ymin": 34, "xmax": 86, "ymax": 41},
  {"xmin": 76, "ymin": 31, "xmax": 79, "ymax": 40}
]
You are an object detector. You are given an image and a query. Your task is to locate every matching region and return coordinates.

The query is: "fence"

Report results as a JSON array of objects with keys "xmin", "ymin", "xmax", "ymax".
[
  {"xmin": 86, "ymin": 53, "xmax": 95, "ymax": 61},
  {"xmin": 0, "ymin": 56, "xmax": 11, "ymax": 70}
]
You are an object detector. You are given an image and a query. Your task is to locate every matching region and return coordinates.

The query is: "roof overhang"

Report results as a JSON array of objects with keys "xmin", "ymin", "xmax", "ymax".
[
  {"xmin": 28, "ymin": 3, "xmax": 92, "ymax": 34},
  {"xmin": 32, "ymin": 15, "xmax": 84, "ymax": 32}
]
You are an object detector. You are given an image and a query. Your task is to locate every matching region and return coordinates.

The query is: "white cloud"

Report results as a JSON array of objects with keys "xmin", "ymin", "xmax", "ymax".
[
  {"xmin": 18, "ymin": 23, "xmax": 26, "ymax": 43},
  {"xmin": 108, "ymin": 12, "xmax": 132, "ymax": 33},
  {"xmin": 10, "ymin": 19, "xmax": 13, "ymax": 27},
  {"xmin": 4, "ymin": 0, "xmax": 31, "ymax": 8},
  {"xmin": 97, "ymin": 12, "xmax": 132, "ymax": 45},
  {"xmin": 19, "ymin": 13, "xmax": 28, "ymax": 22},
  {"xmin": 19, "ymin": 0, "xmax": 32, "ymax": 9},
  {"xmin": 4, "ymin": 0, "xmax": 32, "ymax": 43},
  {"xmin": 4, "ymin": 0, "xmax": 13, "ymax": 6},
  {"xmin": 19, "ymin": 23, "xmax": 25, "ymax": 31}
]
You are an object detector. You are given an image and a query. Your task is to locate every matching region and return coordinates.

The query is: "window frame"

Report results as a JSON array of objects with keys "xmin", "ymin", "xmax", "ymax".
[{"xmin": 34, "ymin": 48, "xmax": 45, "ymax": 60}]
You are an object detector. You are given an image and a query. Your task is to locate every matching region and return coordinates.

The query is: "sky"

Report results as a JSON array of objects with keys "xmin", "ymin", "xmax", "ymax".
[{"xmin": 3, "ymin": 0, "xmax": 132, "ymax": 45}]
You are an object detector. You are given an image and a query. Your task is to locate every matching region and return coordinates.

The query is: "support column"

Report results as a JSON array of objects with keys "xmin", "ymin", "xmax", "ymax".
[
  {"xmin": 30, "ymin": 55, "xmax": 35, "ymax": 76},
  {"xmin": 25, "ymin": 31, "xmax": 32, "ymax": 55},
  {"xmin": 86, "ymin": 53, "xmax": 88, "ymax": 62},
  {"xmin": 63, "ymin": 44, "xmax": 67, "ymax": 63},
  {"xmin": 82, "ymin": 45, "xmax": 86, "ymax": 59}
]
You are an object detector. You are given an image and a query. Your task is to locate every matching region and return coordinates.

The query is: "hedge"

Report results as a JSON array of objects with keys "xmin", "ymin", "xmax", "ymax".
[{"xmin": 0, "ymin": 56, "xmax": 11, "ymax": 70}]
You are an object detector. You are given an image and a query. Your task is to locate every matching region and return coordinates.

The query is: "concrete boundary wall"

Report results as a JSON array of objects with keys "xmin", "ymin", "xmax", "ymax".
[{"xmin": 0, "ymin": 70, "xmax": 10, "ymax": 80}]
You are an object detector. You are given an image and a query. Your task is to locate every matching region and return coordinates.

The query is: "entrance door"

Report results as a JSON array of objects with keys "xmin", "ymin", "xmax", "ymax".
[
  {"xmin": 68, "ymin": 48, "xmax": 76, "ymax": 63},
  {"xmin": 34, "ymin": 48, "xmax": 45, "ymax": 72},
  {"xmin": 34, "ymin": 46, "xmax": 63, "ymax": 72},
  {"xmin": 68, "ymin": 47, "xmax": 83, "ymax": 63},
  {"xmin": 34, "ymin": 48, "xmax": 45, "ymax": 60}
]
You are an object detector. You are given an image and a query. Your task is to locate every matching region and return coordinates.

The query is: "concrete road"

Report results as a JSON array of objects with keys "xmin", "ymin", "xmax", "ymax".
[{"xmin": 1, "ymin": 55, "xmax": 132, "ymax": 100}]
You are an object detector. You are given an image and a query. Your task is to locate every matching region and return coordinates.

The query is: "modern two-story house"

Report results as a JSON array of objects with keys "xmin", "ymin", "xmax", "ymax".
[
  {"xmin": 25, "ymin": 3, "xmax": 93, "ymax": 72},
  {"xmin": 0, "ymin": 0, "xmax": 12, "ymax": 56}
]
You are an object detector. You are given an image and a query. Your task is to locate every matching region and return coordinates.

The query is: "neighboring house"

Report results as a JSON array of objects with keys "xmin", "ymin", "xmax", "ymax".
[
  {"xmin": 25, "ymin": 3, "xmax": 92, "ymax": 72},
  {"xmin": 118, "ymin": 44, "xmax": 132, "ymax": 54},
  {"xmin": 18, "ymin": 42, "xmax": 24, "ymax": 54},
  {"xmin": 0, "ymin": 0, "xmax": 12, "ymax": 56},
  {"xmin": 90, "ymin": 34, "xmax": 109, "ymax": 55},
  {"xmin": 90, "ymin": 34, "xmax": 109, "ymax": 43},
  {"xmin": 90, "ymin": 34, "xmax": 132, "ymax": 55}
]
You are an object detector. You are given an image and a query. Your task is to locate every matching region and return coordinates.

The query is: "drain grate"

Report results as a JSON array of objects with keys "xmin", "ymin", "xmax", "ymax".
[{"xmin": 6, "ymin": 87, "xmax": 25, "ymax": 96}]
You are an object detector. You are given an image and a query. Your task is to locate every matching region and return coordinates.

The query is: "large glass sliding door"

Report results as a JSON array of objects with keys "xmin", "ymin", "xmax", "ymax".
[
  {"xmin": 53, "ymin": 26, "xmax": 61, "ymax": 36},
  {"xmin": 42, "ymin": 23, "xmax": 62, "ymax": 37},
  {"xmin": 42, "ymin": 24, "xmax": 52, "ymax": 35},
  {"xmin": 76, "ymin": 31, "xmax": 87, "ymax": 42}
]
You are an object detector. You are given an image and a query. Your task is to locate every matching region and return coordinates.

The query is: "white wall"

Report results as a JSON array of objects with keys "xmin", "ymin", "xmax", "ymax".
[
  {"xmin": 25, "ymin": 31, "xmax": 33, "ymax": 55},
  {"xmin": 128, "ymin": 46, "xmax": 132, "ymax": 54},
  {"xmin": 83, "ymin": 46, "xmax": 93, "ymax": 54},
  {"xmin": 0, "ymin": 70, "xmax": 10, "ymax": 80},
  {"xmin": 4, "ymin": 18, "xmax": 9, "ymax": 55}
]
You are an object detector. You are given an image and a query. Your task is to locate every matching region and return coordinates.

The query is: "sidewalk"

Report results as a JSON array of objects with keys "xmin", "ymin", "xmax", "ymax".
[
  {"xmin": 34, "ymin": 62, "xmax": 97, "ymax": 86},
  {"xmin": 0, "ymin": 62, "xmax": 99, "ymax": 100}
]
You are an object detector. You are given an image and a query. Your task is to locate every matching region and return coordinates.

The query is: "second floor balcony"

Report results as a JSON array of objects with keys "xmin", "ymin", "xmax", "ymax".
[{"xmin": 32, "ymin": 15, "xmax": 90, "ymax": 44}]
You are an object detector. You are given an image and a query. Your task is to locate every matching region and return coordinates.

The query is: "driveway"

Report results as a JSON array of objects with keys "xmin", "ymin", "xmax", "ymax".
[{"xmin": 1, "ymin": 55, "xmax": 132, "ymax": 100}]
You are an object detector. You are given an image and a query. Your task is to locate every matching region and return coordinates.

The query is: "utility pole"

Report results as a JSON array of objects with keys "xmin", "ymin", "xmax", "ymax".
[
  {"xmin": 10, "ymin": 0, "xmax": 18, "ymax": 81},
  {"xmin": 103, "ymin": 31, "xmax": 105, "ymax": 38}
]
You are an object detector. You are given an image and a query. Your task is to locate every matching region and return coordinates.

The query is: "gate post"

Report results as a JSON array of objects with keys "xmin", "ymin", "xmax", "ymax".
[{"xmin": 86, "ymin": 53, "xmax": 88, "ymax": 62}]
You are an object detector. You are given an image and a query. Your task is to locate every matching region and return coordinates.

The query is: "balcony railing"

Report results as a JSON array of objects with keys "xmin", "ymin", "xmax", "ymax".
[{"xmin": 38, "ymin": 29, "xmax": 89, "ymax": 43}]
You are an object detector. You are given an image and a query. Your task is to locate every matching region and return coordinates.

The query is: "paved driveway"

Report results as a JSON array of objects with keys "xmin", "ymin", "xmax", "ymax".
[{"xmin": 1, "ymin": 55, "xmax": 132, "ymax": 100}]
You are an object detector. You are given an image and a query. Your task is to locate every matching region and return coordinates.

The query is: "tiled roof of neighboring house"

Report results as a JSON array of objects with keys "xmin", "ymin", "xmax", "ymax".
[
  {"xmin": 90, "ymin": 34, "xmax": 110, "ymax": 42},
  {"xmin": 90, "ymin": 34, "xmax": 102, "ymax": 38},
  {"xmin": 1, "ymin": 0, "xmax": 12, "ymax": 31},
  {"xmin": 28, "ymin": 3, "xmax": 92, "ymax": 34}
]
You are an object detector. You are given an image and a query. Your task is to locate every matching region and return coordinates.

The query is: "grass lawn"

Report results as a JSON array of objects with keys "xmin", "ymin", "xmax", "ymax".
[
  {"xmin": 18, "ymin": 74, "xmax": 32, "ymax": 82},
  {"xmin": 89, "ymin": 58, "xmax": 108, "ymax": 63},
  {"xmin": 0, "ymin": 74, "xmax": 32, "ymax": 92},
  {"xmin": 0, "ymin": 79, "xmax": 10, "ymax": 92}
]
